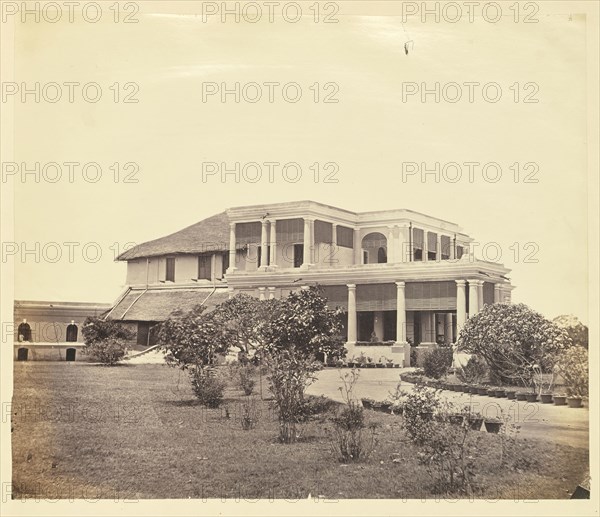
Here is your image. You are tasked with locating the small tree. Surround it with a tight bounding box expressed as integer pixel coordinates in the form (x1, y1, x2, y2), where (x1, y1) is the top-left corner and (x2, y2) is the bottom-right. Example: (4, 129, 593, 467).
(458, 303, 571, 389)
(81, 317, 134, 365)
(262, 287, 346, 443)
(553, 315, 588, 349)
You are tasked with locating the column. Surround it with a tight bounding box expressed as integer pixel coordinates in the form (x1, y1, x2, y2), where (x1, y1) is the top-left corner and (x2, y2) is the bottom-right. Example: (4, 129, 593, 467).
(477, 281, 484, 311)
(423, 231, 429, 262)
(387, 226, 395, 263)
(455, 280, 466, 330)
(398, 225, 409, 263)
(429, 313, 436, 342)
(269, 220, 277, 267)
(258, 287, 266, 301)
(445, 313, 454, 344)
(353, 228, 361, 264)
(228, 223, 237, 272)
(331, 223, 337, 266)
(436, 234, 442, 262)
(267, 287, 276, 299)
(260, 220, 268, 269)
(468, 279, 479, 317)
(395, 281, 406, 343)
(347, 284, 357, 343)
(303, 218, 313, 268)
(494, 283, 501, 303)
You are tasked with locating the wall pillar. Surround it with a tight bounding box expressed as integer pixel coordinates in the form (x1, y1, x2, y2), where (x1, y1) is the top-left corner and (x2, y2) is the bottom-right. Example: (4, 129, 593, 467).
(258, 287, 266, 301)
(395, 281, 406, 343)
(347, 284, 357, 344)
(423, 231, 429, 262)
(260, 220, 269, 269)
(477, 281, 484, 311)
(302, 218, 313, 268)
(445, 313, 454, 344)
(228, 223, 237, 272)
(468, 279, 479, 317)
(436, 234, 442, 262)
(353, 228, 361, 265)
(269, 220, 277, 267)
(331, 223, 337, 266)
(267, 287, 276, 299)
(455, 280, 467, 331)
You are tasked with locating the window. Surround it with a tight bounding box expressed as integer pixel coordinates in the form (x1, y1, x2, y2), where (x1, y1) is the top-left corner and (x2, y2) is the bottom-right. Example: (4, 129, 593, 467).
(427, 232, 437, 261)
(412, 228, 424, 261)
(441, 235, 451, 260)
(293, 244, 304, 268)
(166, 257, 175, 282)
(314, 220, 333, 244)
(377, 247, 387, 263)
(363, 250, 368, 264)
(198, 255, 212, 280)
(66, 323, 78, 342)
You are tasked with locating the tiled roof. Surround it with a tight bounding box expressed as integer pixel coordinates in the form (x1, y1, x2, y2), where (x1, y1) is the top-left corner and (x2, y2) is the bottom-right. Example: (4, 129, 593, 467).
(108, 287, 231, 322)
(117, 212, 232, 260)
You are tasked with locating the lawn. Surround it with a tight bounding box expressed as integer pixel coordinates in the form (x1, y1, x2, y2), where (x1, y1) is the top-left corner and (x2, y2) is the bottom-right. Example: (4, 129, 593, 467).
(12, 362, 589, 500)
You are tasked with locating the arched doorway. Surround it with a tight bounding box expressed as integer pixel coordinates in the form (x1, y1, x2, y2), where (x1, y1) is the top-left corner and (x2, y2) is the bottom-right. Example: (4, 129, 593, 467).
(66, 322, 78, 342)
(17, 322, 32, 342)
(66, 348, 77, 361)
(17, 348, 29, 361)
(361, 232, 387, 264)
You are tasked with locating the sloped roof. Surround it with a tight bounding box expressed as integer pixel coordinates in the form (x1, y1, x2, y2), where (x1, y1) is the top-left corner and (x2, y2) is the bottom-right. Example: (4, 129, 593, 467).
(117, 212, 231, 261)
(108, 288, 231, 322)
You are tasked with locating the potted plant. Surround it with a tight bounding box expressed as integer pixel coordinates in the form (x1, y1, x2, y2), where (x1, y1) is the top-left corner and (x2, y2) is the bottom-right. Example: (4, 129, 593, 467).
(467, 413, 484, 431)
(376, 357, 385, 368)
(394, 362, 401, 368)
(495, 387, 507, 398)
(553, 393, 567, 406)
(515, 391, 528, 401)
(540, 392, 553, 404)
(361, 397, 374, 409)
(484, 418, 503, 434)
(525, 391, 538, 403)
(356, 353, 367, 369)
(533, 363, 557, 404)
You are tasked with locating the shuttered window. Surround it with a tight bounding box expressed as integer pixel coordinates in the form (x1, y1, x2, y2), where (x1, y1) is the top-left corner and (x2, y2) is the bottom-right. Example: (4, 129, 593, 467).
(314, 220, 332, 244)
(413, 228, 424, 261)
(441, 235, 451, 259)
(336, 225, 353, 248)
(236, 222, 261, 246)
(356, 284, 396, 311)
(405, 281, 457, 310)
(277, 218, 303, 243)
(166, 257, 175, 282)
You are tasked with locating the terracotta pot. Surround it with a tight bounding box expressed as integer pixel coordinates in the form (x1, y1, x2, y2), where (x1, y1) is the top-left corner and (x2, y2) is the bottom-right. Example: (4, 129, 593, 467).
(526, 393, 538, 403)
(468, 417, 483, 431)
(486, 388, 497, 397)
(394, 364, 400, 368)
(506, 391, 516, 400)
(553, 395, 567, 406)
(477, 387, 488, 395)
(515, 392, 528, 401)
(448, 414, 464, 425)
(484, 420, 503, 433)
(540, 393, 553, 404)
(386, 364, 394, 368)
(567, 397, 583, 408)
(367, 363, 375, 368)
(495, 389, 506, 398)
(469, 386, 479, 394)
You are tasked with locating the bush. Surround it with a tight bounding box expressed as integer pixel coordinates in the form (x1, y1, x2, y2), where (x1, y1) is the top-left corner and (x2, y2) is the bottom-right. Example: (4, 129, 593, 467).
(456, 355, 488, 385)
(556, 346, 588, 398)
(82, 317, 135, 346)
(240, 396, 260, 430)
(83, 337, 128, 365)
(422, 347, 453, 379)
(238, 364, 257, 396)
(402, 384, 441, 445)
(298, 395, 338, 422)
(190, 368, 226, 408)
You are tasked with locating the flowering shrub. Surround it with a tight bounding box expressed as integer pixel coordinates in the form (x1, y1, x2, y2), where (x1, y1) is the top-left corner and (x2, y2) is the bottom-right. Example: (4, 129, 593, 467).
(456, 355, 488, 385)
(556, 346, 588, 398)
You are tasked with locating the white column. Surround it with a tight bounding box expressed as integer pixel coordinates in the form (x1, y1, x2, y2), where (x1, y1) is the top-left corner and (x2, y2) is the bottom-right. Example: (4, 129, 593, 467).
(477, 281, 484, 311)
(395, 281, 406, 343)
(398, 225, 408, 262)
(353, 228, 361, 264)
(429, 313, 436, 342)
(331, 223, 337, 266)
(387, 226, 395, 263)
(228, 223, 237, 272)
(258, 287, 266, 301)
(449, 236, 456, 260)
(303, 218, 313, 268)
(267, 287, 276, 299)
(260, 220, 268, 269)
(456, 280, 466, 330)
(347, 284, 357, 343)
(423, 231, 429, 262)
(445, 313, 454, 344)
(269, 220, 277, 267)
(468, 279, 479, 317)
(436, 234, 442, 262)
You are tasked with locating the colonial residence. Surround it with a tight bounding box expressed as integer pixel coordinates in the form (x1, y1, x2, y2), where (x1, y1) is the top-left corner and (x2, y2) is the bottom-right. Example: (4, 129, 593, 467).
(107, 200, 514, 365)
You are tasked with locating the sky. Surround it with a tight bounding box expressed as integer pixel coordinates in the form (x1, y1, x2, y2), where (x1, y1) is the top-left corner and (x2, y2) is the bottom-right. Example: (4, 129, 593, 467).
(4, 2, 591, 323)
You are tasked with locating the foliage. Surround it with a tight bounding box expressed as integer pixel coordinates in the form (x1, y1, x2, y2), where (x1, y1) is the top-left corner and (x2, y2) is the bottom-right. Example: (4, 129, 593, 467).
(555, 346, 588, 398)
(237, 364, 257, 396)
(553, 315, 588, 349)
(263, 287, 346, 443)
(328, 368, 378, 462)
(422, 347, 453, 379)
(82, 317, 135, 346)
(190, 368, 226, 408)
(240, 396, 260, 430)
(402, 384, 441, 445)
(82, 337, 128, 365)
(298, 395, 338, 422)
(457, 303, 572, 387)
(456, 355, 489, 385)
(157, 305, 228, 369)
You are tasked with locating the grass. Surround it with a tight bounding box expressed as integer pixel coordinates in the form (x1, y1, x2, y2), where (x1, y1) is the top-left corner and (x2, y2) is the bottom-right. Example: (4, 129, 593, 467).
(12, 362, 589, 499)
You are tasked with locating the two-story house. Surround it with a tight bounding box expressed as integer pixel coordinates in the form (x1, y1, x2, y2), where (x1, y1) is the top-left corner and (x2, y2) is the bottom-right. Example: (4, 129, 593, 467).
(109, 201, 513, 363)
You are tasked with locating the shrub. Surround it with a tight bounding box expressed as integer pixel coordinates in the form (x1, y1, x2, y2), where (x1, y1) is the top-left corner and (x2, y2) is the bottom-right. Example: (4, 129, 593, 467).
(190, 368, 226, 408)
(402, 384, 441, 445)
(556, 346, 588, 398)
(456, 355, 488, 385)
(83, 337, 128, 365)
(422, 347, 453, 379)
(240, 396, 260, 430)
(298, 395, 338, 422)
(82, 317, 135, 346)
(238, 364, 257, 396)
